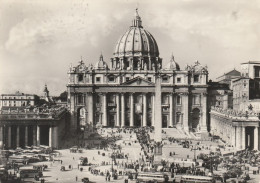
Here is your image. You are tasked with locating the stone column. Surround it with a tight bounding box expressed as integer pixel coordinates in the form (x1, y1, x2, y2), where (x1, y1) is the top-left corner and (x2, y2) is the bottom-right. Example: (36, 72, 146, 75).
(236, 126, 241, 149)
(0, 126, 4, 149)
(53, 126, 58, 148)
(88, 92, 94, 126)
(169, 93, 173, 127)
(182, 93, 189, 131)
(254, 127, 259, 150)
(49, 126, 52, 147)
(25, 126, 28, 147)
(103, 93, 107, 127)
(8, 126, 11, 148)
(32, 126, 36, 146)
(0, 126, 3, 149)
(16, 126, 20, 148)
(152, 93, 155, 126)
(130, 93, 134, 127)
(37, 125, 40, 146)
(201, 93, 208, 133)
(121, 93, 125, 127)
(242, 127, 246, 149)
(231, 126, 236, 147)
(143, 93, 147, 127)
(116, 94, 120, 127)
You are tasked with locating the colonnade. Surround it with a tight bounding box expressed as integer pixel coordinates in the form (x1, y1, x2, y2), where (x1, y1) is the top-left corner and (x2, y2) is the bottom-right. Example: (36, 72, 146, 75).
(210, 114, 259, 150)
(0, 125, 58, 149)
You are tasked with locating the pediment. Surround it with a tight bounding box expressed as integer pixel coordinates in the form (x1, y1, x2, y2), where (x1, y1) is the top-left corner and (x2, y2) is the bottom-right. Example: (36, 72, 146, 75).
(121, 76, 154, 86)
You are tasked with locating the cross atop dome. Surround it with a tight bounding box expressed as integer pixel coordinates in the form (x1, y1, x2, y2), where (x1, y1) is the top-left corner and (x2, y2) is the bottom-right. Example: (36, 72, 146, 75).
(100, 52, 104, 61)
(132, 8, 142, 28)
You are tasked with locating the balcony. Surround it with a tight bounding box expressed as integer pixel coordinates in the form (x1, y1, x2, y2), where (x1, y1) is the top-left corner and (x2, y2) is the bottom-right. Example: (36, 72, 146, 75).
(108, 103, 117, 107)
(161, 104, 170, 107)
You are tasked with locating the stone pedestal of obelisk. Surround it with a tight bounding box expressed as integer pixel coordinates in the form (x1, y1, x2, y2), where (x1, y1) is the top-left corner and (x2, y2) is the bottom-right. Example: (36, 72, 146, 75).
(153, 74, 163, 164)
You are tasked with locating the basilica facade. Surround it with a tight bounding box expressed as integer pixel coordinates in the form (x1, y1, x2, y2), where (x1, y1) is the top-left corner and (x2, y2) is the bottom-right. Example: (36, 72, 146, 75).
(67, 10, 209, 134)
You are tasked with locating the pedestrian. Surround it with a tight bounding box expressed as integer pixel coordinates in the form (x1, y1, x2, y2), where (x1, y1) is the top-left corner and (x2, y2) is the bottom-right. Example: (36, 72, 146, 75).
(76, 176, 78, 182)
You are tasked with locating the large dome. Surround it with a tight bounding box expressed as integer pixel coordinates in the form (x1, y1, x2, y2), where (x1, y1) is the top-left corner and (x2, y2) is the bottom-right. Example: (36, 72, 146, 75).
(113, 9, 159, 58)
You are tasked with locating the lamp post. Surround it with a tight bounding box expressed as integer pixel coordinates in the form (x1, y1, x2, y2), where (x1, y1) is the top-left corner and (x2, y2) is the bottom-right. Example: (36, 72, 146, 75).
(192, 145, 198, 166)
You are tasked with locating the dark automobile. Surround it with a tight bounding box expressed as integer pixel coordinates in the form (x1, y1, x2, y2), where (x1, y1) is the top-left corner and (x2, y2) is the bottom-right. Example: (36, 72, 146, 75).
(82, 177, 89, 183)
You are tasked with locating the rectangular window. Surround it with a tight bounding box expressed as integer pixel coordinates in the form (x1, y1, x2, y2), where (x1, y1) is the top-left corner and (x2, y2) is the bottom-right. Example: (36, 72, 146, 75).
(148, 77, 152, 82)
(78, 95, 83, 104)
(108, 76, 115, 82)
(78, 74, 84, 82)
(194, 75, 199, 83)
(96, 95, 100, 104)
(126, 77, 130, 82)
(193, 95, 201, 105)
(176, 113, 181, 123)
(177, 95, 181, 105)
(254, 66, 260, 78)
(162, 76, 169, 83)
(96, 77, 101, 82)
(162, 95, 168, 104)
(177, 77, 181, 83)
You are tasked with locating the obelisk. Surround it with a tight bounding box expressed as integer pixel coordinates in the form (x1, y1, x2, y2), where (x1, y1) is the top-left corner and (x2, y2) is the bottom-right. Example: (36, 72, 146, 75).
(154, 75, 162, 142)
(153, 74, 163, 165)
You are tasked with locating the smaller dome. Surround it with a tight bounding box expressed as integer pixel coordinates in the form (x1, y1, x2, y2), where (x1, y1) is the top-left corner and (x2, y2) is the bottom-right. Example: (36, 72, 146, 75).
(165, 55, 180, 70)
(95, 54, 108, 70)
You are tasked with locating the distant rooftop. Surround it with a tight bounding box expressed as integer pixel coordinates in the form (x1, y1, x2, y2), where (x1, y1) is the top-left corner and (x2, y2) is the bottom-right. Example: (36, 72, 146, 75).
(216, 69, 241, 80)
(1, 91, 36, 96)
(241, 61, 260, 64)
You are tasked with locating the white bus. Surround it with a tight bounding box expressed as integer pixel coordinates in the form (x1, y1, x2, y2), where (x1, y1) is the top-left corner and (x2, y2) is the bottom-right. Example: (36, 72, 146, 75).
(180, 175, 215, 183)
(17, 169, 43, 178)
(137, 172, 169, 183)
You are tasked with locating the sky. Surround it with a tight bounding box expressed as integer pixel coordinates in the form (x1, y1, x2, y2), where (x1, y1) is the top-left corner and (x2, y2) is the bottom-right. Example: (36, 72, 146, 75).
(0, 0, 260, 96)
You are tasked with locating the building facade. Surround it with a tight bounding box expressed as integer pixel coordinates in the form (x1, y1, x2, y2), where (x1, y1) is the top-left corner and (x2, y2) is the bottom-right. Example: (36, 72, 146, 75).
(0, 91, 39, 109)
(210, 61, 260, 150)
(216, 69, 240, 86)
(0, 106, 67, 149)
(67, 10, 209, 134)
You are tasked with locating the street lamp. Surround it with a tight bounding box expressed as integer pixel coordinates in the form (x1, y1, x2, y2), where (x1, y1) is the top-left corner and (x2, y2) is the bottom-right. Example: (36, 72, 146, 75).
(192, 145, 198, 166)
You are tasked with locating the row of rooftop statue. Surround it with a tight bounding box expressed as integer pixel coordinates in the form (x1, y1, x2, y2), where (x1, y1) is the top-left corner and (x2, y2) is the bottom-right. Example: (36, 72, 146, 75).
(211, 106, 260, 119)
(69, 56, 208, 74)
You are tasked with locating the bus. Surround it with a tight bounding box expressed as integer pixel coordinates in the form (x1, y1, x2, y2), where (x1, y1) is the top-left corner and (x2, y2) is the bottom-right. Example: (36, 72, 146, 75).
(0, 168, 8, 181)
(180, 175, 215, 183)
(79, 157, 88, 166)
(136, 172, 169, 183)
(9, 156, 28, 165)
(17, 169, 43, 178)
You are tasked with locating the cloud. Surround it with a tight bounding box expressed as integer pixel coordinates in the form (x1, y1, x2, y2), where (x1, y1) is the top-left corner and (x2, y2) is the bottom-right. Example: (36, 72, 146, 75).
(1, 0, 260, 95)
